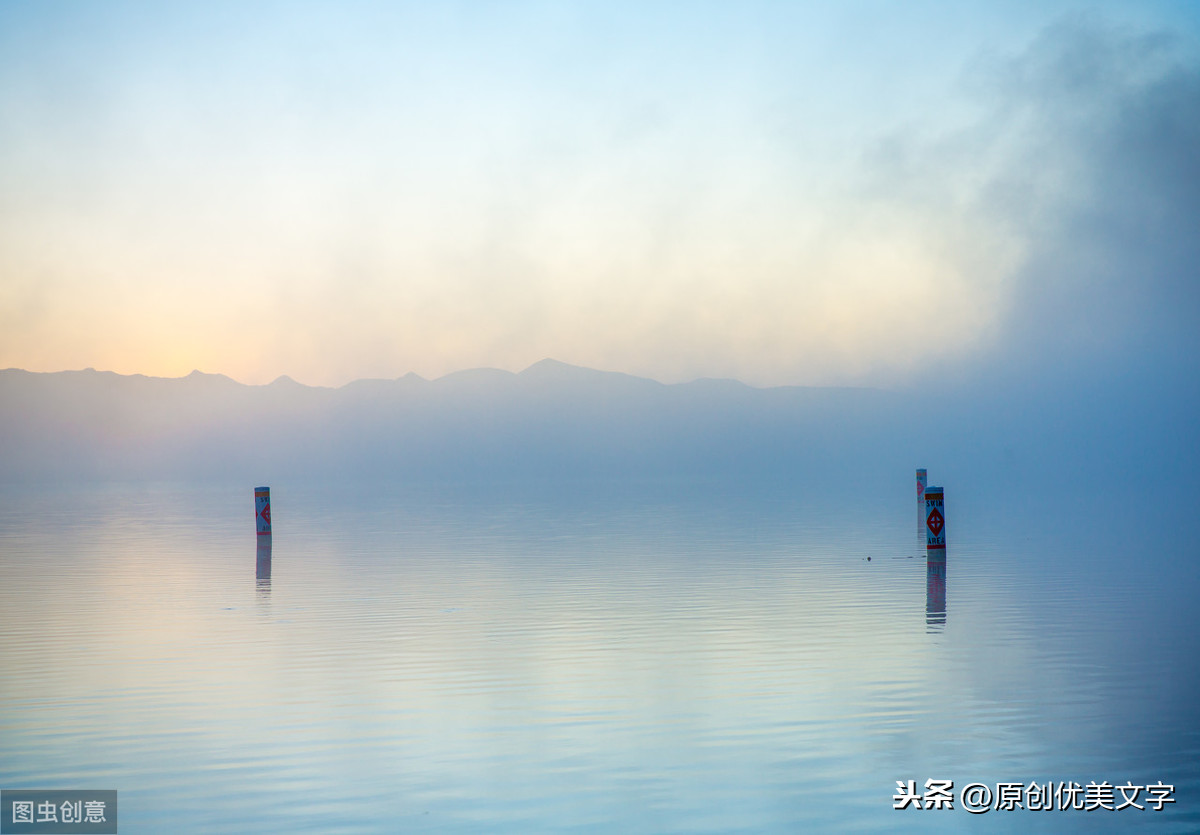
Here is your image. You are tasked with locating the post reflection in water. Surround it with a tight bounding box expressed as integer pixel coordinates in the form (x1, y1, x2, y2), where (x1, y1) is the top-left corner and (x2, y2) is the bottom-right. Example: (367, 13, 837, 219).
(926, 555, 946, 628)
(255, 537, 271, 598)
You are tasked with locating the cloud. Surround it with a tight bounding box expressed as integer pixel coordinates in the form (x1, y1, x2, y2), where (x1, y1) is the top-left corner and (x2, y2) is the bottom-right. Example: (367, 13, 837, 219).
(871, 15, 1200, 391)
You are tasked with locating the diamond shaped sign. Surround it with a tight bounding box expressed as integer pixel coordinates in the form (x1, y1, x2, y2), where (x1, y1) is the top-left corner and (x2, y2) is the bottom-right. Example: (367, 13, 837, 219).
(927, 507, 943, 537)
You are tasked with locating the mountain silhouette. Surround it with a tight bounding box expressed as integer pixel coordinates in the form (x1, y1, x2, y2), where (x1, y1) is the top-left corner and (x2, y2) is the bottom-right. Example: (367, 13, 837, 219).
(0, 360, 1189, 501)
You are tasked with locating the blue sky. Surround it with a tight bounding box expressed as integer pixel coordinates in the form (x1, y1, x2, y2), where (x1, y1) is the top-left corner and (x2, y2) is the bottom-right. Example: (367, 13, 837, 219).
(1, 1, 1197, 387)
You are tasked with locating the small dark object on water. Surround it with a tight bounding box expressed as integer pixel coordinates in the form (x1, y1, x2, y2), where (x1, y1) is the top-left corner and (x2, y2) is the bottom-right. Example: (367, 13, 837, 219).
(867, 556, 871, 561)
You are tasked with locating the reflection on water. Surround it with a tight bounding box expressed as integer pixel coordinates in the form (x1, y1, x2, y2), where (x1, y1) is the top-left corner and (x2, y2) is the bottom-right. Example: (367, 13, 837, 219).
(1, 481, 1198, 833)
(255, 537, 271, 599)
(926, 555, 946, 629)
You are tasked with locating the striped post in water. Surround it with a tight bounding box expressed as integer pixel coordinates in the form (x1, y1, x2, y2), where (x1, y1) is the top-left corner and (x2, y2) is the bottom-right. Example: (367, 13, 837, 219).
(255, 486, 272, 537)
(925, 483, 946, 625)
(916, 468, 927, 533)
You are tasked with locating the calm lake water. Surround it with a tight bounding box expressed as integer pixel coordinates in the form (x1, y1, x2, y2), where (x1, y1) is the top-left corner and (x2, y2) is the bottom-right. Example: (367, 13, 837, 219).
(1, 478, 1197, 832)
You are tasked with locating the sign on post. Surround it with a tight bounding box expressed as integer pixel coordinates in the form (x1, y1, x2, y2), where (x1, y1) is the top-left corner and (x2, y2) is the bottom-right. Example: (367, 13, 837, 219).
(255, 486, 272, 536)
(925, 486, 945, 556)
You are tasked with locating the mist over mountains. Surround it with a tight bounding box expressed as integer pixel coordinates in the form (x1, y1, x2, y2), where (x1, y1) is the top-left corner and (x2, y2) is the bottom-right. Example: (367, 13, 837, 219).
(0, 359, 1194, 506)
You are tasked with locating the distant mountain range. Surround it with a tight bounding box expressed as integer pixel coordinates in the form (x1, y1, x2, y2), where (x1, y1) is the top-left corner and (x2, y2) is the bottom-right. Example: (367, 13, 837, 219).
(0, 359, 1190, 493)
(0, 360, 912, 483)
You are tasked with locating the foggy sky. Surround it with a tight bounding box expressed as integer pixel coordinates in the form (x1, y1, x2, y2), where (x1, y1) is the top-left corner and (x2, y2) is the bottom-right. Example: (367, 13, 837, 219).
(1, 1, 1197, 391)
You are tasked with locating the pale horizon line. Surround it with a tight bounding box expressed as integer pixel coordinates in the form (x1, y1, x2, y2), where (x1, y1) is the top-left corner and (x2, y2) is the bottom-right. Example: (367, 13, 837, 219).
(0, 358, 893, 393)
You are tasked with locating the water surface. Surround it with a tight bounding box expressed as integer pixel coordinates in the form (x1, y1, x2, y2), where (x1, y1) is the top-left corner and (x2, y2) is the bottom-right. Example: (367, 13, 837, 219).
(1, 479, 1197, 832)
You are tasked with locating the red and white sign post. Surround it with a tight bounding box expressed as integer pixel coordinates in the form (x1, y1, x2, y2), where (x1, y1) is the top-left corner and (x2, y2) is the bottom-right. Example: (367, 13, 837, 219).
(255, 486, 272, 537)
(916, 468, 927, 534)
(925, 486, 945, 558)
